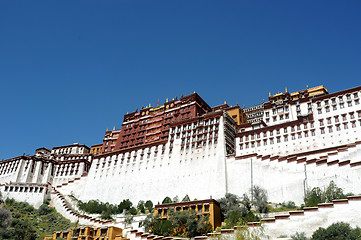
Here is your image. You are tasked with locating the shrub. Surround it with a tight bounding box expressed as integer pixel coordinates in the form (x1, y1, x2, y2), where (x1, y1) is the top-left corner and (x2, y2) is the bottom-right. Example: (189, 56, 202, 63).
(291, 232, 308, 240)
(38, 203, 53, 215)
(162, 197, 172, 204)
(253, 186, 268, 213)
(304, 181, 347, 207)
(311, 222, 361, 240)
(145, 200, 153, 212)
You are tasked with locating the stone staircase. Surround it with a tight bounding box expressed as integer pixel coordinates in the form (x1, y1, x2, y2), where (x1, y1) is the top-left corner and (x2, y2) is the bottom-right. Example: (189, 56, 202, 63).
(48, 182, 112, 226)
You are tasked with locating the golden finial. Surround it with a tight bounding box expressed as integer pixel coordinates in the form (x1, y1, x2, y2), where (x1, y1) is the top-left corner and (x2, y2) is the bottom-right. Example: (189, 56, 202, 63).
(166, 98, 168, 102)
(106, 128, 108, 131)
(172, 98, 174, 101)
(307, 85, 309, 89)
(149, 103, 151, 107)
(224, 101, 227, 104)
(285, 87, 288, 92)
(269, 92, 271, 97)
(113, 126, 115, 130)
(194, 91, 195, 93)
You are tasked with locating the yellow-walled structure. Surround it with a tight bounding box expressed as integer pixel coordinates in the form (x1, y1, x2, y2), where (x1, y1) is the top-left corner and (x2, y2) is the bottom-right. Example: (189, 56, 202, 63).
(226, 106, 247, 126)
(44, 226, 123, 240)
(154, 199, 221, 230)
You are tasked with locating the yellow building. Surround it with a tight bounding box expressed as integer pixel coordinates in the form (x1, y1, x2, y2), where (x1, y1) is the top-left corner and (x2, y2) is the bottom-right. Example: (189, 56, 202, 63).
(90, 144, 103, 156)
(154, 199, 221, 230)
(226, 106, 247, 126)
(44, 226, 123, 240)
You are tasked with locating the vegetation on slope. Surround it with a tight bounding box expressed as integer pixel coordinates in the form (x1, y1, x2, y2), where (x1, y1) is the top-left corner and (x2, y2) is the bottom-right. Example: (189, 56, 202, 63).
(0, 197, 74, 240)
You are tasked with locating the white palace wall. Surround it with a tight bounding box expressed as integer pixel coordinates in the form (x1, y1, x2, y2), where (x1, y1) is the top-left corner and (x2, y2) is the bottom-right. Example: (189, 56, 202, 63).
(60, 116, 228, 204)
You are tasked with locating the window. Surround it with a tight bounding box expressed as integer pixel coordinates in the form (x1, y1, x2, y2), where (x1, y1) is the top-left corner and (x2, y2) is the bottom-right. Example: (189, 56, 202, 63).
(296, 105, 301, 110)
(335, 116, 339, 123)
(340, 103, 344, 109)
(339, 96, 343, 101)
(348, 102, 352, 107)
(336, 125, 341, 131)
(324, 100, 329, 105)
(319, 120, 324, 126)
(277, 137, 281, 143)
(284, 136, 288, 142)
(265, 112, 269, 117)
(326, 107, 330, 112)
(354, 92, 358, 98)
(318, 109, 322, 114)
(284, 128, 288, 133)
(343, 115, 347, 121)
(285, 106, 289, 112)
(347, 94, 351, 100)
(272, 109, 276, 115)
(308, 103, 312, 108)
(328, 126, 333, 133)
(333, 105, 337, 111)
(263, 140, 267, 145)
(327, 119, 331, 124)
(350, 113, 355, 119)
(355, 99, 360, 105)
(285, 114, 289, 119)
(311, 130, 315, 136)
(321, 128, 325, 134)
(273, 117, 277, 122)
(317, 102, 321, 107)
(352, 122, 356, 128)
(344, 123, 348, 130)
(298, 133, 302, 139)
(280, 115, 284, 120)
(304, 131, 309, 137)
(291, 126, 295, 132)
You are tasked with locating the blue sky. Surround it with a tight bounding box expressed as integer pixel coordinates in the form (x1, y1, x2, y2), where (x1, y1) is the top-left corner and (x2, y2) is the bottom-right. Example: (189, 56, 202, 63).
(1, 1, 360, 159)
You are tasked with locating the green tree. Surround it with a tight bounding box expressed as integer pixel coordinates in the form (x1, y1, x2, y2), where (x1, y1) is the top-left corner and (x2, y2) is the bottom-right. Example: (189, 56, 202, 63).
(125, 216, 134, 227)
(145, 200, 153, 212)
(253, 186, 268, 213)
(311, 222, 361, 240)
(182, 194, 191, 202)
(291, 232, 309, 240)
(137, 200, 146, 214)
(162, 197, 172, 204)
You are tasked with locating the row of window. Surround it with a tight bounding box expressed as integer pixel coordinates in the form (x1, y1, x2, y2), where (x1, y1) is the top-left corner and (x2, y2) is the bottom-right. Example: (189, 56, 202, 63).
(240, 122, 315, 142)
(317, 99, 359, 114)
(316, 92, 359, 108)
(4, 185, 45, 193)
(240, 120, 361, 149)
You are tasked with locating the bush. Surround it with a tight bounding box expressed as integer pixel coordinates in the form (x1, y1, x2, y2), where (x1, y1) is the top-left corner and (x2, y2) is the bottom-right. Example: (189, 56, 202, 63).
(291, 232, 308, 240)
(253, 186, 268, 213)
(162, 197, 172, 204)
(304, 181, 347, 207)
(38, 203, 53, 215)
(311, 222, 361, 240)
(145, 200, 153, 212)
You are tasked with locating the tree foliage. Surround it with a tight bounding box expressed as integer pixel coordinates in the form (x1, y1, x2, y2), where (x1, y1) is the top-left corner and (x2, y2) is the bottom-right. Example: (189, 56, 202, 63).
(217, 193, 260, 228)
(304, 181, 347, 207)
(162, 197, 172, 204)
(145, 200, 153, 212)
(311, 222, 361, 240)
(182, 194, 191, 202)
(143, 209, 212, 237)
(252, 186, 268, 213)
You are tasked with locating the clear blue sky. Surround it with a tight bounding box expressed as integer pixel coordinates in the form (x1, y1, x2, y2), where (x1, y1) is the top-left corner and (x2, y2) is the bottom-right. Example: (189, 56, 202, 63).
(1, 1, 360, 159)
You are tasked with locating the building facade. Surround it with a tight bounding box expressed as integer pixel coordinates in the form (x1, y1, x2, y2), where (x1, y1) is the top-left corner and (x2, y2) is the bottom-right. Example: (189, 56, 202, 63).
(1, 85, 361, 212)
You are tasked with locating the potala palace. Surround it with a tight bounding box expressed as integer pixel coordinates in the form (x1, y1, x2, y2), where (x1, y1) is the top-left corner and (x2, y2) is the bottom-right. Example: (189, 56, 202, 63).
(1, 84, 361, 238)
